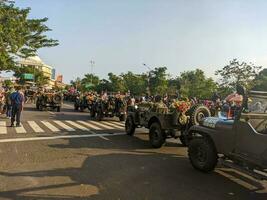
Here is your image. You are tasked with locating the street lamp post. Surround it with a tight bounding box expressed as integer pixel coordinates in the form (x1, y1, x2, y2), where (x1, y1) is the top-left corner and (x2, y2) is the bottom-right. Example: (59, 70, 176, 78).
(90, 60, 95, 84)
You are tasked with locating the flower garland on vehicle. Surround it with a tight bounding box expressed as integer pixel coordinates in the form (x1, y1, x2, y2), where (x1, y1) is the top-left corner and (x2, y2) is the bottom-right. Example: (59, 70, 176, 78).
(171, 99, 192, 125)
(173, 100, 192, 113)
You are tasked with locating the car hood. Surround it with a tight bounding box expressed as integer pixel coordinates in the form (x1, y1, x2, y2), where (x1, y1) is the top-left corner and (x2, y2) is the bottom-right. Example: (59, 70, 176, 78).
(200, 117, 234, 129)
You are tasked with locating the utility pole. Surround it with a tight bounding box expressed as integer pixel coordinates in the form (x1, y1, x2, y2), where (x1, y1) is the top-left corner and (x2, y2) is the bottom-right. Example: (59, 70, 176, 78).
(90, 60, 95, 84)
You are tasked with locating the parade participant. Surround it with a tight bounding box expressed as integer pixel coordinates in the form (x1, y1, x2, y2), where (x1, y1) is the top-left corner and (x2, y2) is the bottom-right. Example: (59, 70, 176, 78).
(10, 86, 25, 127)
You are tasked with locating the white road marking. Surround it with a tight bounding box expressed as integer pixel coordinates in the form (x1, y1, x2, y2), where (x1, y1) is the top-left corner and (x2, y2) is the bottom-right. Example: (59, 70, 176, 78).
(99, 135, 110, 141)
(41, 121, 60, 132)
(77, 121, 102, 130)
(54, 120, 75, 131)
(89, 120, 114, 129)
(101, 121, 123, 129)
(110, 121, 125, 126)
(0, 132, 125, 143)
(65, 121, 89, 131)
(15, 124, 26, 134)
(0, 121, 7, 134)
(63, 103, 73, 108)
(28, 121, 44, 133)
(48, 111, 55, 115)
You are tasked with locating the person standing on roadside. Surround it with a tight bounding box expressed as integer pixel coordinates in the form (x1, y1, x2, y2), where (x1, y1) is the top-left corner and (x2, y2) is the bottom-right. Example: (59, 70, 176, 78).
(5, 87, 14, 119)
(10, 86, 24, 127)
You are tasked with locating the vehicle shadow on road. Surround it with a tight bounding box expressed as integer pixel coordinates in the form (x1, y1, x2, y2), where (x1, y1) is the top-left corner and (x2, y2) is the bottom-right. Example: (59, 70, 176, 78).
(0, 152, 265, 200)
(0, 136, 266, 200)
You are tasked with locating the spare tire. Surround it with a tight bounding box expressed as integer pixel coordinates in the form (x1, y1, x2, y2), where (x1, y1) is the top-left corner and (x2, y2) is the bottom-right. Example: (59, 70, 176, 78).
(53, 94, 62, 104)
(188, 105, 211, 126)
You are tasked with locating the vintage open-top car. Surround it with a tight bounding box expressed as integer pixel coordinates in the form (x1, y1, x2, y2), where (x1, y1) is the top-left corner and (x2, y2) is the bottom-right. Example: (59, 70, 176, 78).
(125, 99, 211, 148)
(187, 86, 267, 179)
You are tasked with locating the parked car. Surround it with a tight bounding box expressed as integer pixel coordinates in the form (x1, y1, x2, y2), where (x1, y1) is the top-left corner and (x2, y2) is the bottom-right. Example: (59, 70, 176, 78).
(187, 86, 267, 180)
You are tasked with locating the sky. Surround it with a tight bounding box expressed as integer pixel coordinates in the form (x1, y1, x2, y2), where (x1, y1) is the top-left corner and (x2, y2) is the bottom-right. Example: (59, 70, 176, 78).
(15, 0, 267, 83)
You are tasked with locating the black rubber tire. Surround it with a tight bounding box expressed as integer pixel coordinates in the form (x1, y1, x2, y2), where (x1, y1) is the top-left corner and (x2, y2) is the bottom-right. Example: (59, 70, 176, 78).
(188, 105, 211, 126)
(188, 137, 218, 172)
(125, 116, 136, 136)
(119, 114, 126, 121)
(90, 109, 96, 118)
(74, 105, 79, 110)
(39, 104, 44, 111)
(80, 106, 84, 112)
(179, 135, 188, 147)
(149, 122, 166, 148)
(57, 106, 61, 112)
(36, 103, 40, 110)
(96, 112, 103, 121)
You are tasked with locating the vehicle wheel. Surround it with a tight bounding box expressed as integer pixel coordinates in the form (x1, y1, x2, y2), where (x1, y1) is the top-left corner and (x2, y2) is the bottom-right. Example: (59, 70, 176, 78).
(188, 105, 211, 126)
(125, 116, 136, 136)
(57, 106, 61, 112)
(149, 122, 166, 148)
(188, 137, 218, 172)
(179, 135, 188, 146)
(119, 114, 126, 121)
(80, 106, 84, 112)
(90, 110, 96, 118)
(39, 105, 44, 111)
(74, 105, 79, 110)
(96, 112, 103, 121)
(36, 103, 39, 110)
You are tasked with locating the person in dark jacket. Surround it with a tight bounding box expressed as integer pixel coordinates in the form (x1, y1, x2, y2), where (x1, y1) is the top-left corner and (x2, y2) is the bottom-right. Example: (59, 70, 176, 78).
(10, 86, 24, 127)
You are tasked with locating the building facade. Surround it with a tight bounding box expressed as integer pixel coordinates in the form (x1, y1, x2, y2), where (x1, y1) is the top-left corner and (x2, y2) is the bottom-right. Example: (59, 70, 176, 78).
(19, 56, 56, 87)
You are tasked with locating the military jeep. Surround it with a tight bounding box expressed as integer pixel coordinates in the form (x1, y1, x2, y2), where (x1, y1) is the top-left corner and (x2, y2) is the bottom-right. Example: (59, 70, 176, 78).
(125, 101, 211, 148)
(187, 87, 267, 180)
(92, 96, 126, 121)
(36, 92, 62, 112)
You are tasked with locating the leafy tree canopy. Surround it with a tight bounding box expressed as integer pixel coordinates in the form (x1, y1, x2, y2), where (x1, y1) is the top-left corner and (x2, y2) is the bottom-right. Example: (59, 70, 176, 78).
(179, 69, 217, 99)
(0, 1, 58, 71)
(215, 59, 262, 90)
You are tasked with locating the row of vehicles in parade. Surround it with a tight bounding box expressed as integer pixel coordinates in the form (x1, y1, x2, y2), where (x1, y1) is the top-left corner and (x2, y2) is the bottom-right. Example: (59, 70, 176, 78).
(69, 87, 267, 180)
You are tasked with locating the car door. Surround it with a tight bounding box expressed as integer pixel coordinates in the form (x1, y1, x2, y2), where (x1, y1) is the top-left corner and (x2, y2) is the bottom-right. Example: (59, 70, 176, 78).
(234, 109, 267, 167)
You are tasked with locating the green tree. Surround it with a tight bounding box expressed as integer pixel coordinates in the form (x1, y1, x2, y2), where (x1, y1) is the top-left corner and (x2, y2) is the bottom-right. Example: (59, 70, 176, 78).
(167, 78, 181, 95)
(70, 77, 82, 91)
(108, 73, 126, 92)
(252, 68, 267, 91)
(178, 69, 217, 99)
(81, 73, 100, 91)
(0, 1, 58, 71)
(149, 67, 168, 95)
(95, 79, 112, 93)
(215, 59, 262, 90)
(121, 71, 147, 95)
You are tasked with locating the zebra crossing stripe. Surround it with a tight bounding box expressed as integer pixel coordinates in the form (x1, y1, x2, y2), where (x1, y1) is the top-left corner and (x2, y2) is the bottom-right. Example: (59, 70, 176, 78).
(41, 121, 60, 132)
(77, 121, 102, 130)
(0, 121, 7, 134)
(28, 121, 44, 133)
(66, 121, 89, 131)
(101, 121, 123, 129)
(110, 121, 125, 126)
(89, 120, 114, 129)
(15, 124, 26, 134)
(54, 120, 75, 131)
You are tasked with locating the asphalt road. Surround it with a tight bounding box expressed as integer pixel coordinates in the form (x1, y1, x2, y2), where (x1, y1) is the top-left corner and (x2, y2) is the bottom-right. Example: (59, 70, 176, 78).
(0, 103, 266, 200)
